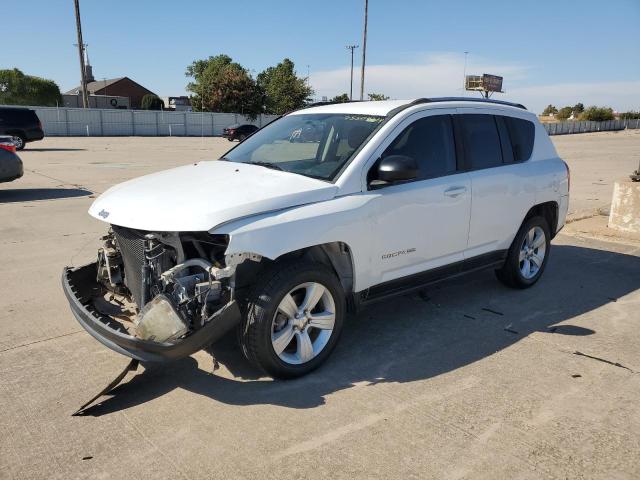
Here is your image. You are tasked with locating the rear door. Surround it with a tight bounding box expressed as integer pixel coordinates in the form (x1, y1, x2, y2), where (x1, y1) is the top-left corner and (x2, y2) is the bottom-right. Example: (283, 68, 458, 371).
(457, 109, 535, 258)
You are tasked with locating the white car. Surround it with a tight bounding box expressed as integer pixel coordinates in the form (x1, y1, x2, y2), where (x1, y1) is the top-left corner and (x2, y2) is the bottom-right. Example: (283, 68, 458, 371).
(63, 98, 570, 378)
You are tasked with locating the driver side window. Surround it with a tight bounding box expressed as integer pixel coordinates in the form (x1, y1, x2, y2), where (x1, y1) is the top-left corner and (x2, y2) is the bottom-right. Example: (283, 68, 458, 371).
(368, 115, 457, 184)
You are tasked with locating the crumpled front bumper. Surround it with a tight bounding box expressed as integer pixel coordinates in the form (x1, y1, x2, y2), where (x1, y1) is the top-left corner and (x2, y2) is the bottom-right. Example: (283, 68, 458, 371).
(61, 263, 241, 363)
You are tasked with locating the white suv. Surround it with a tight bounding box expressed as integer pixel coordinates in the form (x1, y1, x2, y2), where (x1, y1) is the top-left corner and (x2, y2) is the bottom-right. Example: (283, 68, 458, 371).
(63, 98, 570, 378)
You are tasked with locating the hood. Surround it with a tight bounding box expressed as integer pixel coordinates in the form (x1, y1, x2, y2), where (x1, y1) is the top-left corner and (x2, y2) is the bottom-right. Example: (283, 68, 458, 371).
(89, 161, 338, 231)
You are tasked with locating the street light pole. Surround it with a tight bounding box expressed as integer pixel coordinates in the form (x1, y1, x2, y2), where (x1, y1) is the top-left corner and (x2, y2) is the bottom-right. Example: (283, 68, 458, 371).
(359, 0, 368, 101)
(346, 45, 359, 101)
(73, 0, 89, 109)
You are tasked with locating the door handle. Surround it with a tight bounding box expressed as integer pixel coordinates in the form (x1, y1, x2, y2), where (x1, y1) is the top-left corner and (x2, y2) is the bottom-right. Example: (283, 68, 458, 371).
(444, 186, 467, 197)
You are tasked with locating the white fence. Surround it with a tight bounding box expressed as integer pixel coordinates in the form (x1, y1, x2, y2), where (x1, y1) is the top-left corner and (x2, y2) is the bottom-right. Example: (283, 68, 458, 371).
(544, 119, 640, 135)
(29, 106, 280, 137)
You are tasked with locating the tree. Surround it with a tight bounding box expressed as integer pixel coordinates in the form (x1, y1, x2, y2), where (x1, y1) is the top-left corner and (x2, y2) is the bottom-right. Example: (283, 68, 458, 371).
(573, 103, 584, 115)
(0, 68, 61, 106)
(620, 111, 640, 120)
(556, 106, 573, 121)
(367, 92, 389, 101)
(579, 106, 614, 122)
(257, 58, 313, 115)
(186, 54, 262, 118)
(330, 93, 350, 103)
(542, 104, 558, 116)
(141, 94, 164, 110)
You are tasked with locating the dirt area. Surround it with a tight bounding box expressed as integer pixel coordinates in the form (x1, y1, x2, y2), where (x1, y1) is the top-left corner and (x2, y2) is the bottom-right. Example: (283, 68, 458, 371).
(1, 134, 639, 479)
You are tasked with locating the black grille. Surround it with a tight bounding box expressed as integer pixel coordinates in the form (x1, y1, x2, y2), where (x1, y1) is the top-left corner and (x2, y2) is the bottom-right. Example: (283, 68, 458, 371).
(112, 225, 146, 307)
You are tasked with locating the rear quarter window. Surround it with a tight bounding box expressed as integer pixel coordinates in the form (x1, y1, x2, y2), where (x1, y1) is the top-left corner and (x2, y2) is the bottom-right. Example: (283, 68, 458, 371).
(504, 116, 535, 162)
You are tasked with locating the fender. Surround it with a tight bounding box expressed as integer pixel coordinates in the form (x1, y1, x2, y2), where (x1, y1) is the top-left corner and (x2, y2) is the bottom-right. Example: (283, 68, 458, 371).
(210, 193, 380, 292)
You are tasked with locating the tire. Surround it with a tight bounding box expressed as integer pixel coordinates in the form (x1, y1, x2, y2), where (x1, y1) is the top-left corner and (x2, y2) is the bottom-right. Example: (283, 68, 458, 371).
(496, 216, 551, 289)
(227, 137, 234, 142)
(12, 134, 26, 151)
(240, 260, 345, 379)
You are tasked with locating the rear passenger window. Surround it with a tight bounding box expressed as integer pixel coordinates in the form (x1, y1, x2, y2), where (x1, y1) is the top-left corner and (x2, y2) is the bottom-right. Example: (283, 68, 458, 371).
(459, 114, 503, 170)
(380, 115, 456, 180)
(504, 116, 535, 162)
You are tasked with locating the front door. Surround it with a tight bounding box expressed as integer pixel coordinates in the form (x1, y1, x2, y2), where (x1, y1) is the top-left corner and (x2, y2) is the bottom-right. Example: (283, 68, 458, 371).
(365, 111, 471, 286)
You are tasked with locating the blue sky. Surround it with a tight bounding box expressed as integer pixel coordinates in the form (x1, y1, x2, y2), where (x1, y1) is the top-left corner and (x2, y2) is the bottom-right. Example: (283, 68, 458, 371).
(4, 0, 639, 112)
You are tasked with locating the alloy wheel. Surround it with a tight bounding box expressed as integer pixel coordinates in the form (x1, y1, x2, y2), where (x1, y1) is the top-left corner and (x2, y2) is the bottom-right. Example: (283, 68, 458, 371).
(271, 282, 336, 365)
(519, 226, 546, 279)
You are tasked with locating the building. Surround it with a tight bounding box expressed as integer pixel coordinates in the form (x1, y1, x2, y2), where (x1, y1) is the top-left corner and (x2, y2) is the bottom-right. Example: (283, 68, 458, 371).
(161, 96, 192, 111)
(61, 93, 130, 109)
(65, 77, 158, 109)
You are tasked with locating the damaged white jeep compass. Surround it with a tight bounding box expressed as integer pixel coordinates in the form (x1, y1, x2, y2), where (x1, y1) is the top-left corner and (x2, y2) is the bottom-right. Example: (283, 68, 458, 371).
(63, 98, 569, 378)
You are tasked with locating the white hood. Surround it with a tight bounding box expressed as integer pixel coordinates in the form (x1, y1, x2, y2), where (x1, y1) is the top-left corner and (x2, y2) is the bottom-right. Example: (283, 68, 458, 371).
(89, 161, 338, 231)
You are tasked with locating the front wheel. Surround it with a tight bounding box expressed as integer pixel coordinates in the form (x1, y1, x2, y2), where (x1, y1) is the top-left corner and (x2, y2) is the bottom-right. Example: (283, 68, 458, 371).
(240, 261, 345, 379)
(496, 216, 551, 289)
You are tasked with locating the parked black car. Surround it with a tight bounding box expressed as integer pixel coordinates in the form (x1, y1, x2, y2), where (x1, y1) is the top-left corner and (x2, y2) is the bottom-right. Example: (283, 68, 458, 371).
(0, 107, 44, 150)
(0, 136, 24, 183)
(222, 124, 259, 141)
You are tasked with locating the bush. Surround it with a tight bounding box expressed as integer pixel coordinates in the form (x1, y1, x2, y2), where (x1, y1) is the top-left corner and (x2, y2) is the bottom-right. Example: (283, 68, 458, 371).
(141, 94, 164, 110)
(542, 104, 558, 116)
(0, 68, 62, 106)
(330, 93, 350, 103)
(579, 106, 614, 122)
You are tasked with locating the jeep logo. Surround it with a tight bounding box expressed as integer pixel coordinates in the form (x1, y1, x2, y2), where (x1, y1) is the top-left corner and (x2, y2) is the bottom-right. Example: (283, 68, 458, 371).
(98, 209, 110, 219)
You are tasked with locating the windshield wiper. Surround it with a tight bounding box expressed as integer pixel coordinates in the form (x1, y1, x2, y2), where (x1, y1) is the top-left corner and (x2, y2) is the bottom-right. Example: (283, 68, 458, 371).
(251, 161, 283, 171)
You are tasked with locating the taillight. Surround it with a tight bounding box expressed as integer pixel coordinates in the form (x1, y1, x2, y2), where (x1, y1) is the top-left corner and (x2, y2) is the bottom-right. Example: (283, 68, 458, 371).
(0, 143, 16, 153)
(563, 160, 570, 192)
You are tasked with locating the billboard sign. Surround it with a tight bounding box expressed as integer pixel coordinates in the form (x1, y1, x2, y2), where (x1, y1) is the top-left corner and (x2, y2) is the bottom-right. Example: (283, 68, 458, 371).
(482, 74, 503, 93)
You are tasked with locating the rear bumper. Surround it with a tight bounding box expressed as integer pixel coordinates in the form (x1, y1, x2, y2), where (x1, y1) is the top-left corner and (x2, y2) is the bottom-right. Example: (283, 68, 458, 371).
(27, 129, 45, 142)
(61, 263, 241, 363)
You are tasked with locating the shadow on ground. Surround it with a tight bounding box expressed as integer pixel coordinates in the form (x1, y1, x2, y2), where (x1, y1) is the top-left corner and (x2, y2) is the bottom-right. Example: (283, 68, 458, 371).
(25, 148, 86, 152)
(80, 243, 640, 416)
(0, 188, 92, 203)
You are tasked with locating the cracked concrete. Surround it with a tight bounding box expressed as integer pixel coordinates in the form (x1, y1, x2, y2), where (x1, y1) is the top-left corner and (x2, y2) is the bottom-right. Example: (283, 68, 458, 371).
(1, 135, 639, 479)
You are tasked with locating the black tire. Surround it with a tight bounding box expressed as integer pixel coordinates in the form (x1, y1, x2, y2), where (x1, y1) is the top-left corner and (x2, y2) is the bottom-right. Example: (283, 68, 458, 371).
(495, 215, 551, 289)
(227, 137, 234, 142)
(240, 260, 345, 379)
(12, 134, 26, 151)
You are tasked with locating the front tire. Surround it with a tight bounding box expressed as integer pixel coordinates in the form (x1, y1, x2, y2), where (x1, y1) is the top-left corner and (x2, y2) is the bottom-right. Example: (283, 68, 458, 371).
(496, 216, 551, 289)
(240, 261, 345, 379)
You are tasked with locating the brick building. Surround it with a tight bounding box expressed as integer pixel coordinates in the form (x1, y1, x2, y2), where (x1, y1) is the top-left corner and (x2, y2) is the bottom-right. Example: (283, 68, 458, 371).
(65, 77, 157, 109)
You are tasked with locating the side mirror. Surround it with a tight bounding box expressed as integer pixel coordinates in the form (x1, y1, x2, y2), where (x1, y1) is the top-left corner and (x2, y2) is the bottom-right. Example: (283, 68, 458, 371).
(377, 155, 418, 183)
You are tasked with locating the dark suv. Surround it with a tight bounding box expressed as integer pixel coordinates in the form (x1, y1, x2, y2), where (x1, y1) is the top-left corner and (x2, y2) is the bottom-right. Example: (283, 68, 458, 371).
(0, 107, 45, 150)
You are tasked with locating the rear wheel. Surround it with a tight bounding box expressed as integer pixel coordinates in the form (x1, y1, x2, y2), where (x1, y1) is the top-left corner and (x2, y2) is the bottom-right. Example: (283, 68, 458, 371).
(496, 216, 551, 289)
(240, 261, 345, 379)
(11, 134, 26, 150)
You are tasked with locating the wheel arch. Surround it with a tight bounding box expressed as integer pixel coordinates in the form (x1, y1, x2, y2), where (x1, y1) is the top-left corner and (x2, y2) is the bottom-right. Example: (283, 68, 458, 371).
(523, 201, 559, 238)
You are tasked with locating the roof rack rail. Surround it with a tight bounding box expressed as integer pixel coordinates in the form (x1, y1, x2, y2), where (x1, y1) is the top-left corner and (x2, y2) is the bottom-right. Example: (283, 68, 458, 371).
(303, 100, 362, 108)
(409, 97, 527, 110)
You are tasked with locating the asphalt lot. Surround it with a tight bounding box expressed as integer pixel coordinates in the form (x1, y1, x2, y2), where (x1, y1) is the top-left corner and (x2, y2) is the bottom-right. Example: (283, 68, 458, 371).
(1, 133, 639, 479)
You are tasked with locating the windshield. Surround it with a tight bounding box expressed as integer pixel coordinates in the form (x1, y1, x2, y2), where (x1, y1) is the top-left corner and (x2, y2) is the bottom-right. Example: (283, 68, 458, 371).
(222, 113, 384, 181)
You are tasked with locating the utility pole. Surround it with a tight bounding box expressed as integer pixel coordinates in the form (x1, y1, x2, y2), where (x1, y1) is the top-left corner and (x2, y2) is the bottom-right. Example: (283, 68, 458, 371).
(346, 45, 359, 100)
(359, 0, 368, 101)
(73, 0, 89, 108)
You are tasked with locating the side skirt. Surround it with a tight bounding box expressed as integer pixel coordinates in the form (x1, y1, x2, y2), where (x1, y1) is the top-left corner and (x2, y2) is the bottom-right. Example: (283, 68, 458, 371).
(353, 250, 507, 309)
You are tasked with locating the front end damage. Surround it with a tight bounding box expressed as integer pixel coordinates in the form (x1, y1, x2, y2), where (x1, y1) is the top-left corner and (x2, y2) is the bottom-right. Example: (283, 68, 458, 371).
(62, 226, 259, 363)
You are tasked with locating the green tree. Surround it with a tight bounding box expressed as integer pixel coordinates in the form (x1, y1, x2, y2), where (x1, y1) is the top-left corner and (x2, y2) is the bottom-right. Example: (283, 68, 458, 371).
(331, 93, 350, 103)
(0, 68, 62, 106)
(186, 54, 262, 118)
(367, 92, 389, 101)
(573, 103, 584, 115)
(556, 106, 573, 121)
(257, 58, 313, 115)
(619, 111, 640, 120)
(141, 94, 164, 110)
(542, 104, 558, 116)
(579, 106, 614, 122)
